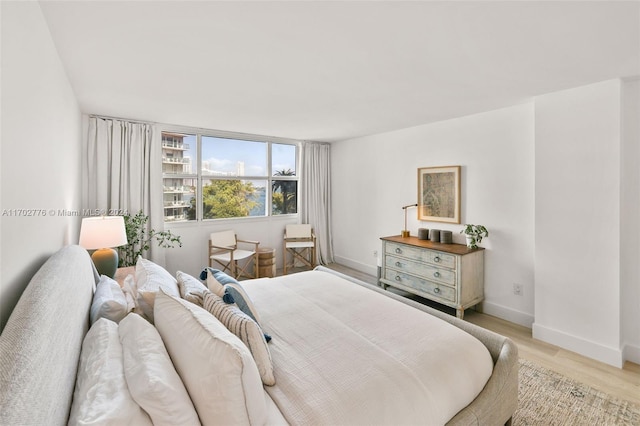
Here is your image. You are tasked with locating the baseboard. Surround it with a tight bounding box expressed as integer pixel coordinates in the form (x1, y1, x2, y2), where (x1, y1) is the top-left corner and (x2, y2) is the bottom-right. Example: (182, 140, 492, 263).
(332, 255, 378, 278)
(622, 342, 640, 365)
(532, 323, 624, 368)
(481, 301, 534, 329)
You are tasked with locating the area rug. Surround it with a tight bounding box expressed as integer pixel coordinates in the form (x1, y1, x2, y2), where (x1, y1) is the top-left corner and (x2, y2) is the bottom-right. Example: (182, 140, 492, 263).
(514, 359, 640, 425)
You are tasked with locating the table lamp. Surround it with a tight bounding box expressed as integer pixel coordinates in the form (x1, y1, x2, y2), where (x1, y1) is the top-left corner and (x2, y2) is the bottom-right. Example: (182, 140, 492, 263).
(401, 203, 418, 237)
(79, 216, 128, 278)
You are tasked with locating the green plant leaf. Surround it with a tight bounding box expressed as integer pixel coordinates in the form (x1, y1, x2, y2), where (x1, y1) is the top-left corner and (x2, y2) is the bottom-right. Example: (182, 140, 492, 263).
(117, 210, 182, 267)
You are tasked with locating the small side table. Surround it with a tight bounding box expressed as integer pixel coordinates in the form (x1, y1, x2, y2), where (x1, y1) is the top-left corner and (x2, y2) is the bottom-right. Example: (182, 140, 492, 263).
(257, 248, 276, 278)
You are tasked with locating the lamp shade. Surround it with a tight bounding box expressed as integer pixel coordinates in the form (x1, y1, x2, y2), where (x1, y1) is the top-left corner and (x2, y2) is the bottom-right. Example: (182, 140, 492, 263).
(79, 216, 128, 249)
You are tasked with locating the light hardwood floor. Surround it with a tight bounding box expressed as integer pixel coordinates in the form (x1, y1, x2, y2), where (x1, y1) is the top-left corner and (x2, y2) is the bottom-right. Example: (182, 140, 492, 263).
(316, 263, 640, 405)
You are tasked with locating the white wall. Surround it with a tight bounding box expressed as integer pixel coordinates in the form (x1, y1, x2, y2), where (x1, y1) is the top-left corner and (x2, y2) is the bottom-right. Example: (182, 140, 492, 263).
(621, 78, 640, 363)
(533, 79, 624, 367)
(165, 215, 298, 280)
(0, 2, 82, 331)
(332, 103, 536, 327)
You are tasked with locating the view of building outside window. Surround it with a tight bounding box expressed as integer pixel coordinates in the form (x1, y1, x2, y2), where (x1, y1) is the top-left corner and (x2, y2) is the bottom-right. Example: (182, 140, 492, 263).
(162, 132, 298, 222)
(162, 133, 196, 222)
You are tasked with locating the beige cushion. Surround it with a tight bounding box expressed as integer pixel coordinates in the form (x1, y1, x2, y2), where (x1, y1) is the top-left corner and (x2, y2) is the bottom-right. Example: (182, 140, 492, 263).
(90, 275, 129, 324)
(153, 290, 267, 425)
(176, 270, 208, 306)
(119, 313, 200, 426)
(135, 257, 179, 323)
(68, 318, 152, 425)
(206, 273, 225, 297)
(203, 291, 275, 386)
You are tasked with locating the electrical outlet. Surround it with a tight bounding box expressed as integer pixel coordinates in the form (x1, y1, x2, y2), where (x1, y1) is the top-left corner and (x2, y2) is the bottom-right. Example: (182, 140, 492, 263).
(513, 283, 523, 296)
(373, 250, 378, 258)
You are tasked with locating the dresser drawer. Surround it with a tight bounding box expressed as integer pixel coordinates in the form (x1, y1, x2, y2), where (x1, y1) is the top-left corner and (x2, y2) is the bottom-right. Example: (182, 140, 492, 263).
(385, 255, 456, 286)
(384, 269, 456, 303)
(385, 242, 456, 269)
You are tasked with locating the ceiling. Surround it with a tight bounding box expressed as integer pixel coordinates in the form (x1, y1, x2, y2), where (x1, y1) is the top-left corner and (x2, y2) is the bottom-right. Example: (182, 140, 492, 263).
(39, 1, 640, 142)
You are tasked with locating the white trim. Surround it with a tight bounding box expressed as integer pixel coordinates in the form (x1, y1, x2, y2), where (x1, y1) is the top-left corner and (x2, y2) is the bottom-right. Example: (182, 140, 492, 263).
(333, 255, 378, 278)
(481, 301, 534, 329)
(622, 342, 640, 365)
(532, 323, 623, 368)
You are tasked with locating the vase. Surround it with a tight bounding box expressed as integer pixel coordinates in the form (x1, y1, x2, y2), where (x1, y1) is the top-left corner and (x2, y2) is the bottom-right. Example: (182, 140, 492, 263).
(465, 235, 477, 249)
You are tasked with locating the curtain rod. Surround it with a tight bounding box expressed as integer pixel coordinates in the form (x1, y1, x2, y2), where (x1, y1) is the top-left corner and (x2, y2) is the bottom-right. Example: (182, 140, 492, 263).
(87, 114, 326, 144)
(88, 114, 155, 126)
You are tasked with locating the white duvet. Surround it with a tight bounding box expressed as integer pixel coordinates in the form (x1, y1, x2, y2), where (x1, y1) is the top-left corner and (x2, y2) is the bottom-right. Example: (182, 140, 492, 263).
(242, 270, 493, 426)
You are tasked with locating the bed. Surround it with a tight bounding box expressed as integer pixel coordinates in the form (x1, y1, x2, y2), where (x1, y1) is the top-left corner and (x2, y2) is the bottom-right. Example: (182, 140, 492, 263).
(0, 245, 518, 425)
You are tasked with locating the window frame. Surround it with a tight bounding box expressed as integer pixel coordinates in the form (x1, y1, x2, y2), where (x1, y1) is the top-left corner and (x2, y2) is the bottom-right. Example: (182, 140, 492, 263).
(161, 126, 300, 224)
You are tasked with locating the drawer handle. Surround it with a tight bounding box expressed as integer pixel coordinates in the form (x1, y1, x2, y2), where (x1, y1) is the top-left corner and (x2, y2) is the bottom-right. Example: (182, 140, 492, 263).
(395, 275, 401, 281)
(395, 261, 402, 267)
(434, 256, 441, 263)
(434, 287, 440, 294)
(433, 272, 440, 278)
(395, 248, 402, 254)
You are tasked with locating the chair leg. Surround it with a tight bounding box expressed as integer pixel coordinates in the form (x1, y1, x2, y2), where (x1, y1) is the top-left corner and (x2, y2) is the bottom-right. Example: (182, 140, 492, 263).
(311, 245, 316, 268)
(252, 255, 257, 279)
(283, 243, 288, 275)
(231, 261, 237, 279)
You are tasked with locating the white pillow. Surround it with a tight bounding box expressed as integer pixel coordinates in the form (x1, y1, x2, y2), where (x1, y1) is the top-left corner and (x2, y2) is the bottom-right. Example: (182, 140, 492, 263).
(90, 275, 129, 325)
(119, 313, 200, 426)
(121, 274, 138, 312)
(203, 291, 275, 386)
(176, 270, 208, 306)
(154, 290, 267, 425)
(69, 318, 152, 426)
(135, 257, 180, 323)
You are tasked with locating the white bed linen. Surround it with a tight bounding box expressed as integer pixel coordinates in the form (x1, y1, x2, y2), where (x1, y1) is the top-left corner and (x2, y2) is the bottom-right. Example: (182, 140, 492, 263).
(242, 271, 493, 426)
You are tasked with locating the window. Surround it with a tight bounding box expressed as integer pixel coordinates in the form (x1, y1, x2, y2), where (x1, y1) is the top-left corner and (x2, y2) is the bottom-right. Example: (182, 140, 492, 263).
(162, 131, 298, 222)
(272, 143, 297, 215)
(162, 133, 196, 222)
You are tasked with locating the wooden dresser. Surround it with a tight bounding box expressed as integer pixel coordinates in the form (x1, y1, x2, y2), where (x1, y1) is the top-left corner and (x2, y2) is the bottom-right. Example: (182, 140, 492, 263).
(379, 235, 484, 319)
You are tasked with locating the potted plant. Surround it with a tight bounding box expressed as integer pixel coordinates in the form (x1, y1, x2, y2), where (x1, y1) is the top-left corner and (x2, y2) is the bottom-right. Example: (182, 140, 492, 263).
(118, 211, 182, 267)
(460, 224, 489, 249)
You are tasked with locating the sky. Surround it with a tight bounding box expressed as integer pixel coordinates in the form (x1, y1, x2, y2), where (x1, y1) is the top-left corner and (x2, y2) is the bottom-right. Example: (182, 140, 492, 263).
(179, 134, 296, 176)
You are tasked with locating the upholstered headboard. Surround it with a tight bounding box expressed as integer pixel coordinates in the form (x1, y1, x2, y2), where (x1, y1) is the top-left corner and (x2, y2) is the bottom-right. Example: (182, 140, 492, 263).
(0, 245, 98, 425)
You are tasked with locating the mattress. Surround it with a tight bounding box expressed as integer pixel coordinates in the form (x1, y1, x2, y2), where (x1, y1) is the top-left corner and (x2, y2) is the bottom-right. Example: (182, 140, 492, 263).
(242, 270, 493, 425)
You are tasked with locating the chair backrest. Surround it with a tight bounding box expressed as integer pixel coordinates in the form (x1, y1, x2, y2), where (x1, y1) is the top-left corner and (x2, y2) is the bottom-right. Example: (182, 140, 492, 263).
(210, 230, 237, 248)
(285, 224, 312, 238)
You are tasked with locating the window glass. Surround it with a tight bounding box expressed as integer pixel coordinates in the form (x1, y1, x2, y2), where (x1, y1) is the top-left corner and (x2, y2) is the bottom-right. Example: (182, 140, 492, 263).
(272, 180, 298, 215)
(272, 143, 296, 176)
(202, 136, 267, 177)
(162, 133, 196, 222)
(163, 177, 196, 222)
(162, 133, 196, 174)
(163, 131, 298, 222)
(201, 179, 267, 219)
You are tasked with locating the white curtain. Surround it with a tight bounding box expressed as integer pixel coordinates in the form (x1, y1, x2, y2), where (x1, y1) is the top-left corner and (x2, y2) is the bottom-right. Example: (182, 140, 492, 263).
(300, 142, 334, 264)
(82, 116, 164, 264)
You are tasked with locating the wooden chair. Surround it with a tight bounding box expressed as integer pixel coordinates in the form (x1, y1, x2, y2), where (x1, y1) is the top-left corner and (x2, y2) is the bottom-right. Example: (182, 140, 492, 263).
(283, 224, 316, 274)
(209, 230, 259, 279)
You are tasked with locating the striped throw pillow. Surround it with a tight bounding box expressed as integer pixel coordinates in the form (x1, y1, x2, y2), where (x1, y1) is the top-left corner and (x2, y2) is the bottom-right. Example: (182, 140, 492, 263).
(203, 291, 275, 386)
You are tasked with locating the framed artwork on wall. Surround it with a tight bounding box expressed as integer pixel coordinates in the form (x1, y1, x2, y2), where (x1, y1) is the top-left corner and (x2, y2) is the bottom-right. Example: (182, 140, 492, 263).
(417, 165, 461, 223)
